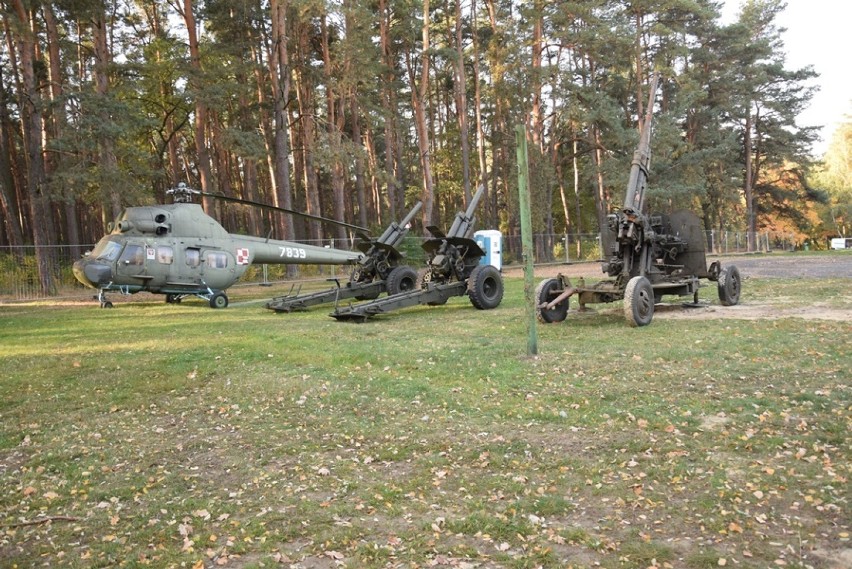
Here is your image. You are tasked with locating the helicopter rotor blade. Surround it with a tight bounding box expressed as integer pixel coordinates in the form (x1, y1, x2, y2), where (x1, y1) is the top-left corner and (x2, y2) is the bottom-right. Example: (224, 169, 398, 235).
(202, 192, 370, 234)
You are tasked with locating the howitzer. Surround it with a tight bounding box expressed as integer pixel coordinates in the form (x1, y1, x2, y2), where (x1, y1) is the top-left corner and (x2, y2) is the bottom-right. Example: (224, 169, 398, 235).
(536, 74, 742, 326)
(265, 202, 423, 312)
(332, 184, 504, 321)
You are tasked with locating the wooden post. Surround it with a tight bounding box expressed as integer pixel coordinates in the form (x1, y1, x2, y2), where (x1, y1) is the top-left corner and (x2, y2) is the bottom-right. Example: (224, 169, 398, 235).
(516, 125, 538, 355)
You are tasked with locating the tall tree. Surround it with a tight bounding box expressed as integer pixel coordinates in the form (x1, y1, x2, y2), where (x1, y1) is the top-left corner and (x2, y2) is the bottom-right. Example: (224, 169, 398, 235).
(730, 0, 817, 250)
(268, 0, 295, 241)
(407, 0, 436, 228)
(8, 0, 56, 293)
(178, 0, 215, 213)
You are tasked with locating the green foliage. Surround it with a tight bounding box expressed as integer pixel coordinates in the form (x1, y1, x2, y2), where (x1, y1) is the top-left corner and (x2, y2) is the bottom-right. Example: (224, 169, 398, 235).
(811, 118, 852, 237)
(0, 0, 827, 271)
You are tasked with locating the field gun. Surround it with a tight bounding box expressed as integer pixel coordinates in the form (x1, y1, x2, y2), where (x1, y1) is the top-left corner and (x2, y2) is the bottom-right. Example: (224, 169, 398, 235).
(331, 184, 504, 321)
(536, 75, 742, 326)
(265, 202, 422, 312)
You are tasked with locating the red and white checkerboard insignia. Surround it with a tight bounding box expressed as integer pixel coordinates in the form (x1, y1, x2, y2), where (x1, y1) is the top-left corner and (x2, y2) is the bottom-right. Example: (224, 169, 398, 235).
(236, 248, 251, 265)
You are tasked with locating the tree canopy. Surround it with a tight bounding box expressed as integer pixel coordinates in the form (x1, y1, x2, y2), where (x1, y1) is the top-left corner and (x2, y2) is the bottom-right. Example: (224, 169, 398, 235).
(0, 0, 835, 291)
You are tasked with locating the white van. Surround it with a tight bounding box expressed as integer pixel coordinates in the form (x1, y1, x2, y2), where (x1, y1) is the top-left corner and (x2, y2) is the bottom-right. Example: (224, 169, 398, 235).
(830, 237, 851, 250)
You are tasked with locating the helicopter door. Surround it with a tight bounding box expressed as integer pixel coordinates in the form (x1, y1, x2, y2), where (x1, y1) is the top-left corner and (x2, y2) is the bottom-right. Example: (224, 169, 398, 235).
(182, 247, 204, 283)
(201, 249, 234, 290)
(116, 243, 148, 279)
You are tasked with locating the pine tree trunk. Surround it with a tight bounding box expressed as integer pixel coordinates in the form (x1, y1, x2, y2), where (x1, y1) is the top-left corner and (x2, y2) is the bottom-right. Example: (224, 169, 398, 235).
(92, 10, 122, 219)
(320, 15, 349, 245)
(269, 0, 295, 243)
(350, 97, 369, 229)
(0, 63, 24, 247)
(453, 0, 471, 203)
(10, 0, 55, 294)
(744, 112, 757, 252)
(409, 0, 435, 229)
(182, 0, 215, 213)
(471, 0, 489, 222)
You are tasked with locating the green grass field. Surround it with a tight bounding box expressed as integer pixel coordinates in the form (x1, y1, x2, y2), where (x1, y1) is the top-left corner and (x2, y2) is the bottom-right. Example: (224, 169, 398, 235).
(1, 275, 849, 568)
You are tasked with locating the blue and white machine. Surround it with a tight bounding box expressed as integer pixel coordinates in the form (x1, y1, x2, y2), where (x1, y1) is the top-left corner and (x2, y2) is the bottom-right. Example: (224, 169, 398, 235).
(475, 230, 502, 271)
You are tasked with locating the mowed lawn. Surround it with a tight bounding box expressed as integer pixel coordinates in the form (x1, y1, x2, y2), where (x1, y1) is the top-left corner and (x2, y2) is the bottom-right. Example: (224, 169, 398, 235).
(0, 275, 849, 568)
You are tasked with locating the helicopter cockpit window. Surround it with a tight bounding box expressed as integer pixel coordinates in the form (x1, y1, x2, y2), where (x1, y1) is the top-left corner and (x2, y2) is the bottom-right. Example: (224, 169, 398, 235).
(185, 248, 201, 267)
(92, 239, 122, 262)
(119, 244, 145, 266)
(156, 246, 174, 264)
(206, 251, 228, 269)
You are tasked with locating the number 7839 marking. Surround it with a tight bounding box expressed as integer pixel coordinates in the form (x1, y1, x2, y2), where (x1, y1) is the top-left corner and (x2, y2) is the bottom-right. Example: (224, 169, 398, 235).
(279, 246, 307, 259)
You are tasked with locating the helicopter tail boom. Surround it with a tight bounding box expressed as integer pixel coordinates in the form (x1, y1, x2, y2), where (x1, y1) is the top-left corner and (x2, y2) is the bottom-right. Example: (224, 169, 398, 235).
(235, 236, 363, 265)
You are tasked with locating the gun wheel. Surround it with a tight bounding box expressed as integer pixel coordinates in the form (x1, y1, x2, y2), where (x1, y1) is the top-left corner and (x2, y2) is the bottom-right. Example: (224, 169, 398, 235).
(468, 265, 504, 310)
(624, 276, 654, 327)
(535, 278, 568, 323)
(386, 265, 418, 296)
(717, 265, 741, 306)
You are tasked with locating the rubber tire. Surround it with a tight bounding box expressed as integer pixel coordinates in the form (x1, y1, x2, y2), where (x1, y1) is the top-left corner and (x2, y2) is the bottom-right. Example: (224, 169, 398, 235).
(468, 265, 504, 310)
(535, 278, 569, 323)
(717, 265, 741, 306)
(385, 265, 418, 296)
(624, 276, 654, 327)
(100, 301, 113, 309)
(209, 292, 229, 309)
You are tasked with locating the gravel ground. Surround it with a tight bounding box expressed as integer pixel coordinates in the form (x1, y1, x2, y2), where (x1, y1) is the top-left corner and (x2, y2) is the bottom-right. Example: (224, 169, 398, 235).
(505, 252, 852, 279)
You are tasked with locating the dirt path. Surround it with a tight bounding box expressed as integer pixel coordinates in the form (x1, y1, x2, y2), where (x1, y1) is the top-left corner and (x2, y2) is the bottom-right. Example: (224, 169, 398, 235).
(504, 253, 852, 279)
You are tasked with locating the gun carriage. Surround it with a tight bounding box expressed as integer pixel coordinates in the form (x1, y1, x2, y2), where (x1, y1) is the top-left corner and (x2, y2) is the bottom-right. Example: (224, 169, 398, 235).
(332, 185, 504, 321)
(536, 75, 742, 327)
(265, 203, 422, 312)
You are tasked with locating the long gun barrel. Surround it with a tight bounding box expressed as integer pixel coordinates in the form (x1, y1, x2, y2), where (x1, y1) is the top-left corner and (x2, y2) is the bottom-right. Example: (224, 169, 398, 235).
(447, 184, 485, 238)
(376, 202, 422, 248)
(622, 73, 659, 216)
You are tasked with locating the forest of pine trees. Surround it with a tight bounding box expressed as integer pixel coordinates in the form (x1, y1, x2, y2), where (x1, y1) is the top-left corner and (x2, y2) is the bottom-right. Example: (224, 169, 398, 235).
(0, 0, 835, 292)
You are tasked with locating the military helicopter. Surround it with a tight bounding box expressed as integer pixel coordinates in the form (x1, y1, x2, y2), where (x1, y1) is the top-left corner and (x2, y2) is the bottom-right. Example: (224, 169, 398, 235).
(72, 184, 365, 308)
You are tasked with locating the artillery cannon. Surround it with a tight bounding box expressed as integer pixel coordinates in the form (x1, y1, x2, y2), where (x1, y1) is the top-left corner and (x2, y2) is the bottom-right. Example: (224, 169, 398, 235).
(536, 75, 741, 327)
(331, 184, 504, 321)
(265, 203, 422, 312)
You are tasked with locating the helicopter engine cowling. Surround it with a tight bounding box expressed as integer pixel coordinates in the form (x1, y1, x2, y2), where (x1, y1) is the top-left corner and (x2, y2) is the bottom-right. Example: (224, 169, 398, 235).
(117, 218, 169, 235)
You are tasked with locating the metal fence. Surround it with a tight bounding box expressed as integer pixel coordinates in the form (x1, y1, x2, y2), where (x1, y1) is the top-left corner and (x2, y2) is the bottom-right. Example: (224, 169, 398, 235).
(500, 230, 799, 267)
(0, 230, 800, 301)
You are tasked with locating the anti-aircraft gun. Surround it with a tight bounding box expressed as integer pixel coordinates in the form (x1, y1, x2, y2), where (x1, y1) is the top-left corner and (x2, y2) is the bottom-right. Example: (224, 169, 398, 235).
(536, 75, 742, 327)
(264, 202, 422, 312)
(331, 184, 504, 321)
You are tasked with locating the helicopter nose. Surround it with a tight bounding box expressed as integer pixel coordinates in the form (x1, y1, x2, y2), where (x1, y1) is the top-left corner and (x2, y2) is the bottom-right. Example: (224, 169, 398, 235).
(73, 259, 112, 288)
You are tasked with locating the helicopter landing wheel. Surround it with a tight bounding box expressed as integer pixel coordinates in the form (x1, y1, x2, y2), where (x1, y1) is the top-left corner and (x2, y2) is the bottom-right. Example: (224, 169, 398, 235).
(100, 300, 113, 309)
(209, 292, 229, 309)
(624, 276, 654, 327)
(166, 294, 182, 304)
